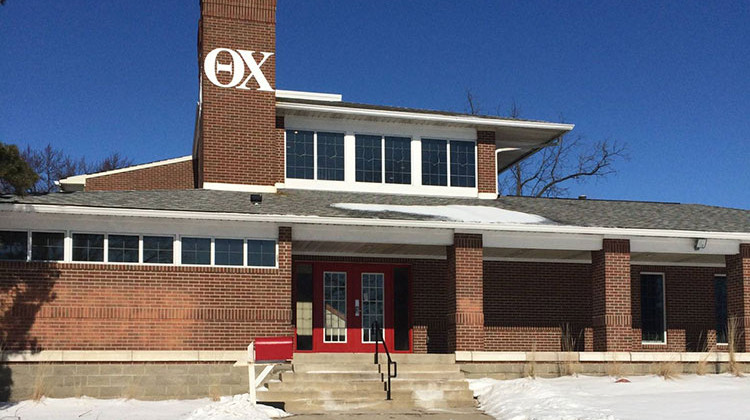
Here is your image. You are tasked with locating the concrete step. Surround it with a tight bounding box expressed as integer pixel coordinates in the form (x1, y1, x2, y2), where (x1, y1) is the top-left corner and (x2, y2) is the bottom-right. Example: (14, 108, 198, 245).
(292, 353, 456, 365)
(266, 380, 385, 392)
(379, 363, 461, 373)
(389, 379, 470, 391)
(292, 363, 380, 373)
(259, 389, 474, 403)
(386, 371, 465, 380)
(281, 398, 417, 413)
(280, 371, 383, 382)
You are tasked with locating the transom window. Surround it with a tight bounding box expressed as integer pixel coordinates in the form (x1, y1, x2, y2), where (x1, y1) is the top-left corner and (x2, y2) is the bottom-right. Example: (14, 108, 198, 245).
(215, 238, 243, 266)
(248, 239, 276, 267)
(31, 232, 64, 261)
(181, 237, 211, 265)
(143, 236, 173, 264)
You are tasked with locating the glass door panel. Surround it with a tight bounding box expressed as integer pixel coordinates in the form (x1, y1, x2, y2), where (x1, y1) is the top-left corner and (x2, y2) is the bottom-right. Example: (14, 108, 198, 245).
(361, 273, 384, 343)
(323, 272, 347, 343)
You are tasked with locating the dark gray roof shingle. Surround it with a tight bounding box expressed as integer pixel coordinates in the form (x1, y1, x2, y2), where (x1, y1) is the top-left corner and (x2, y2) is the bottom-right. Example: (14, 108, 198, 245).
(2, 189, 748, 233)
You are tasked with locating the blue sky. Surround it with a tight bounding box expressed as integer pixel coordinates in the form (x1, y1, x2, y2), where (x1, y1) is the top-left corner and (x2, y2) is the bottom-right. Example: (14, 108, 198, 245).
(1, 1, 748, 209)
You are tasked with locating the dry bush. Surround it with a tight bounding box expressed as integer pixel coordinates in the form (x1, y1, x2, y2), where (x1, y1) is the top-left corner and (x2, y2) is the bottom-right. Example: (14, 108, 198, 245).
(558, 324, 581, 376)
(695, 333, 713, 376)
(31, 363, 52, 401)
(727, 317, 744, 377)
(653, 361, 681, 380)
(525, 341, 537, 378)
(208, 385, 221, 402)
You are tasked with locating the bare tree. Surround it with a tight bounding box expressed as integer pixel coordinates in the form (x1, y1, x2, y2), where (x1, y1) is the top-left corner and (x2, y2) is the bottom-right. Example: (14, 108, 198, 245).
(466, 91, 627, 197)
(21, 144, 132, 193)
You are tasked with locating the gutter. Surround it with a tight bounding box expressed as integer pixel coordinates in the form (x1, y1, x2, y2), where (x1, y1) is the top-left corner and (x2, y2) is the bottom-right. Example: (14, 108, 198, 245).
(4, 203, 750, 242)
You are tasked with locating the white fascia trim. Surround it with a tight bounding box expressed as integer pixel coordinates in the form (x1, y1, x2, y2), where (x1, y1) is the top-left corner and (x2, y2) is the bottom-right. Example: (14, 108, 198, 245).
(59, 155, 193, 186)
(4, 204, 750, 242)
(292, 250, 445, 260)
(202, 182, 277, 193)
(484, 256, 726, 268)
(276, 102, 575, 132)
(457, 351, 749, 363)
(276, 89, 342, 102)
(477, 192, 499, 200)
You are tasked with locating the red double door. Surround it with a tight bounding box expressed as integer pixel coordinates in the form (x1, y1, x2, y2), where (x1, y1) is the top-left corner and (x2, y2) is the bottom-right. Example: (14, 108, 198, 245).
(294, 262, 411, 353)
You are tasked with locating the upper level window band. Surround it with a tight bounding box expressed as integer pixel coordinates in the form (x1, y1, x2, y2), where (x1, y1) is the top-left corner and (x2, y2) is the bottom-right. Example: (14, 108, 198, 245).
(385, 136, 411, 184)
(450, 140, 476, 188)
(317, 132, 345, 181)
(421, 139, 448, 186)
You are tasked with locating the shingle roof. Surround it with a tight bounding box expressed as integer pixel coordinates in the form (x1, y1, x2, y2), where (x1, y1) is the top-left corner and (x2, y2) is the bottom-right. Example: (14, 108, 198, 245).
(2, 189, 749, 233)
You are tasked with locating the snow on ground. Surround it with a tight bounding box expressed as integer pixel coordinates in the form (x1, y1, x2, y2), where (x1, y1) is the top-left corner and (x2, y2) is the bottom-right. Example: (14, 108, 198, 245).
(0, 393, 288, 420)
(469, 374, 750, 420)
(331, 203, 553, 224)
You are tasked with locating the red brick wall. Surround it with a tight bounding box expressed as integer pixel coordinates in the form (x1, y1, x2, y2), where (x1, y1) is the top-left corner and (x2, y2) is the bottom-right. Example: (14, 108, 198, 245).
(0, 227, 292, 351)
(85, 160, 194, 191)
(484, 261, 592, 351)
(631, 264, 726, 352)
(476, 131, 496, 195)
(197, 0, 284, 188)
(591, 239, 633, 351)
(726, 244, 750, 351)
(446, 234, 485, 351)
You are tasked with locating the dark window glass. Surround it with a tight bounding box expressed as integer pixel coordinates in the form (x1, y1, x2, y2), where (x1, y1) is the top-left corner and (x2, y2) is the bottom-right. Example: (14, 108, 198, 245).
(355, 135, 382, 183)
(215, 238, 243, 266)
(72, 233, 104, 262)
(295, 264, 314, 350)
(0, 231, 28, 261)
(248, 240, 276, 267)
(641, 274, 665, 342)
(286, 130, 314, 179)
(385, 136, 411, 184)
(108, 234, 139, 263)
(421, 139, 447, 186)
(31, 232, 64, 261)
(450, 141, 476, 187)
(181, 237, 211, 265)
(143, 236, 173, 264)
(317, 132, 345, 181)
(393, 267, 410, 351)
(715, 276, 728, 344)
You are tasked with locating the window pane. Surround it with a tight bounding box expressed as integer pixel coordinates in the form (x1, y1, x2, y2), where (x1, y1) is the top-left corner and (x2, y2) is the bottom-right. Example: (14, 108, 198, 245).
(355, 134, 382, 183)
(362, 273, 384, 343)
(108, 234, 139, 263)
(450, 141, 476, 187)
(715, 276, 728, 344)
(31, 232, 64, 261)
(72, 233, 104, 262)
(641, 274, 665, 342)
(215, 238, 243, 266)
(286, 130, 314, 179)
(181, 237, 211, 265)
(324, 272, 347, 342)
(248, 239, 276, 267)
(385, 136, 411, 184)
(421, 139, 447, 186)
(0, 231, 28, 261)
(317, 132, 345, 181)
(143, 236, 173, 264)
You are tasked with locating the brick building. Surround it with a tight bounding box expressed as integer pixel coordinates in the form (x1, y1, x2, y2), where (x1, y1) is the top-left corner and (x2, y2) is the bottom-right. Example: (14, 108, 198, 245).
(1, 0, 750, 402)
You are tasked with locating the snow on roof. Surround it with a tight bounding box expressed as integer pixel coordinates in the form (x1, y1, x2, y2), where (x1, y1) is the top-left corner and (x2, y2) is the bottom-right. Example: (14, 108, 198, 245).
(331, 203, 554, 224)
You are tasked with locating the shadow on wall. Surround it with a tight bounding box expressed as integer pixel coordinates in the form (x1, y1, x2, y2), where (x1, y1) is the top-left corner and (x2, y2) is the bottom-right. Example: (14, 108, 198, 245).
(0, 263, 59, 402)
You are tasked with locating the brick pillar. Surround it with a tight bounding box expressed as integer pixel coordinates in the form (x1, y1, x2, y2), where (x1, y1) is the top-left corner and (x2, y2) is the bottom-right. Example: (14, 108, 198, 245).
(591, 239, 632, 351)
(476, 131, 497, 198)
(726, 244, 750, 351)
(278, 226, 294, 332)
(447, 233, 485, 351)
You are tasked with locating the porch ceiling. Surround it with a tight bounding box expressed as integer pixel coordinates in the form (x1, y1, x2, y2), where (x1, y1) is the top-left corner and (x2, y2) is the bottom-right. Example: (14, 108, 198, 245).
(292, 241, 726, 267)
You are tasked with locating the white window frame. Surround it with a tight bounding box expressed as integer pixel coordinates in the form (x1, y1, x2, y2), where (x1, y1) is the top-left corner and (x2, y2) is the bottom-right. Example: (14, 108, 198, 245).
(141, 234, 176, 266)
(640, 271, 667, 345)
(0, 230, 31, 262)
(27, 230, 67, 262)
(70, 231, 106, 263)
(213, 237, 246, 267)
(246, 238, 279, 269)
(106, 233, 141, 265)
(178, 235, 213, 267)
(323, 271, 348, 344)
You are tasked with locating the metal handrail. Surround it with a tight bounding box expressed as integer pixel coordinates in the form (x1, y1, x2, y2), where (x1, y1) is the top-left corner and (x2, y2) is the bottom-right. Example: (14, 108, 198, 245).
(372, 320, 397, 400)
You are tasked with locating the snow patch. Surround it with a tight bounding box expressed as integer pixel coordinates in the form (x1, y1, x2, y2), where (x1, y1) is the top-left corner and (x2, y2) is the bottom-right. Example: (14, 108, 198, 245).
(469, 375, 750, 420)
(184, 394, 289, 420)
(332, 203, 553, 224)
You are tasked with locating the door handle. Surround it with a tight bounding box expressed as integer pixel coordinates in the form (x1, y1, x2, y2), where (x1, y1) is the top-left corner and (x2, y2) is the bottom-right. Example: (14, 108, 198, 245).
(355, 299, 360, 317)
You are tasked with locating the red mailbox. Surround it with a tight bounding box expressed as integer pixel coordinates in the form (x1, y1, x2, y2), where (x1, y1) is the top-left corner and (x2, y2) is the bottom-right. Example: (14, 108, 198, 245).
(254, 336, 294, 362)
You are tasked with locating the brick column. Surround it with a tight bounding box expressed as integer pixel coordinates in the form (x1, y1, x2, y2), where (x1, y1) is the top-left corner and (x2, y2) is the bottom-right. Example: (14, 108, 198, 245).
(591, 239, 632, 351)
(447, 233, 485, 351)
(278, 226, 294, 331)
(726, 244, 750, 351)
(476, 131, 497, 198)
